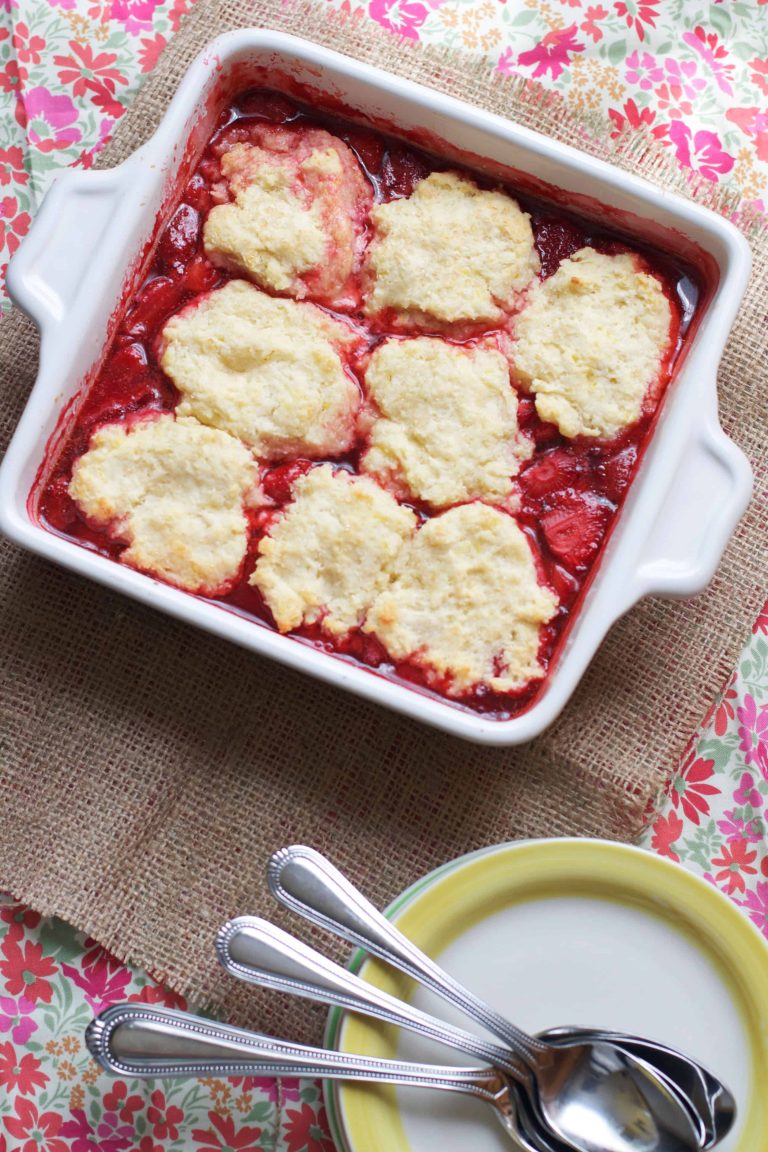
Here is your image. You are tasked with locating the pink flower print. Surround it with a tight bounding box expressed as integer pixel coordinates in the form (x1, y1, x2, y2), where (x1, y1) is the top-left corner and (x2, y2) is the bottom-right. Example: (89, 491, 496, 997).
(662, 58, 706, 105)
(147, 1090, 184, 1141)
(517, 25, 585, 82)
(650, 809, 684, 862)
(19, 87, 82, 153)
(3, 1097, 66, 1152)
(0, 996, 36, 1044)
(704, 669, 738, 736)
(12, 22, 46, 66)
(73, 115, 117, 170)
(227, 1075, 301, 1105)
(667, 120, 735, 182)
(110, 0, 162, 35)
(669, 748, 719, 825)
(754, 599, 768, 634)
(614, 0, 660, 42)
(282, 1102, 336, 1152)
(192, 1112, 263, 1152)
(608, 97, 656, 138)
(717, 811, 764, 843)
(368, 0, 429, 40)
(683, 26, 734, 96)
(737, 695, 768, 779)
(103, 1082, 144, 1125)
(711, 840, 757, 896)
(740, 880, 768, 937)
(750, 58, 768, 98)
(127, 980, 186, 1010)
(580, 4, 608, 43)
(95, 1109, 134, 1152)
(718, 811, 764, 847)
(726, 106, 768, 163)
(625, 50, 662, 91)
(0, 903, 40, 938)
(497, 48, 516, 78)
(734, 771, 763, 809)
(60, 1109, 101, 1152)
(61, 950, 132, 1012)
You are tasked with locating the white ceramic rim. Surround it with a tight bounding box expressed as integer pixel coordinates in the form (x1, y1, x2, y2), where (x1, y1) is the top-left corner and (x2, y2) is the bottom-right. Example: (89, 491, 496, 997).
(0, 29, 754, 744)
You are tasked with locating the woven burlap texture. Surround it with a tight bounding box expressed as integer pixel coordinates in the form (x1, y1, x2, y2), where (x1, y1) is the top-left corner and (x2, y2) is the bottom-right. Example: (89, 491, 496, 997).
(1, 0, 766, 1040)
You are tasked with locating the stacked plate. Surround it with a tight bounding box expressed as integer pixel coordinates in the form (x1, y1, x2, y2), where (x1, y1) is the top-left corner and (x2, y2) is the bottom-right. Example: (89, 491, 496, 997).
(326, 840, 768, 1152)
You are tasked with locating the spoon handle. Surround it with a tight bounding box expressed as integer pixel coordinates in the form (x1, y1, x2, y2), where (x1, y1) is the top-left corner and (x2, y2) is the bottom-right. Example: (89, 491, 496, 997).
(216, 916, 530, 1087)
(85, 1003, 499, 1100)
(268, 845, 546, 1061)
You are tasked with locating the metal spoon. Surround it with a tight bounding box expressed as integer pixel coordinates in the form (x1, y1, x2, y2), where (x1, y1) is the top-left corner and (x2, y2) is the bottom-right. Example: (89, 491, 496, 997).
(267, 845, 724, 1152)
(541, 1028, 733, 1150)
(215, 915, 565, 1152)
(216, 915, 700, 1152)
(85, 1002, 544, 1151)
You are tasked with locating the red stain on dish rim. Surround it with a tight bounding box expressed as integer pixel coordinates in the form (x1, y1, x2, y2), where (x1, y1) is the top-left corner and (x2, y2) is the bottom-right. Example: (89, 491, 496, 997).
(32, 85, 707, 721)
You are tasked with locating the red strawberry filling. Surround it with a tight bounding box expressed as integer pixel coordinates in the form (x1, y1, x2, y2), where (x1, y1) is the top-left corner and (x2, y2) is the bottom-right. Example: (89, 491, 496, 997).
(520, 447, 589, 500)
(33, 88, 698, 719)
(539, 491, 613, 571)
(261, 459, 315, 505)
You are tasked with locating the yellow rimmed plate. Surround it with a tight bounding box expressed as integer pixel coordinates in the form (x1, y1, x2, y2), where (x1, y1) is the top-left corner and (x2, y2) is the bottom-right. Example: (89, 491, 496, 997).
(325, 839, 768, 1152)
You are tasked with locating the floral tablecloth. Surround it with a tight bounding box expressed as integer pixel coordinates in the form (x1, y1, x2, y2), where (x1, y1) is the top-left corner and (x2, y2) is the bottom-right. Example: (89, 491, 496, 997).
(1, 0, 767, 1149)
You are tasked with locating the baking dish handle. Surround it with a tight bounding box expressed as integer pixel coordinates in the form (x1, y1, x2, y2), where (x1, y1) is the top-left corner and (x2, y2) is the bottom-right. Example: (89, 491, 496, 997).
(621, 424, 752, 610)
(6, 166, 130, 328)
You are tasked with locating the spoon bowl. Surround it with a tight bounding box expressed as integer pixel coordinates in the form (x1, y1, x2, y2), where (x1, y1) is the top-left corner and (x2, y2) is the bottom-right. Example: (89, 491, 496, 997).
(540, 1027, 735, 1150)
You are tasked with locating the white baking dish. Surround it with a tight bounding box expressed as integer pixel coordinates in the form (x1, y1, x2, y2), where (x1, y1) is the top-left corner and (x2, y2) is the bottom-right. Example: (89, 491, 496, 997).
(0, 30, 752, 745)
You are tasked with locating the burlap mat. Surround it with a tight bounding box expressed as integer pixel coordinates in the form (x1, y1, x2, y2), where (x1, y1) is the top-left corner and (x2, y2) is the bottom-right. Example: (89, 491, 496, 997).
(1, 0, 766, 1041)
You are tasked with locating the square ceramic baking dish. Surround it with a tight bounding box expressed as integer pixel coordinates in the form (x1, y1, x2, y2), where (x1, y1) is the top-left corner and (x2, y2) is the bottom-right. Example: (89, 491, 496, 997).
(0, 29, 753, 745)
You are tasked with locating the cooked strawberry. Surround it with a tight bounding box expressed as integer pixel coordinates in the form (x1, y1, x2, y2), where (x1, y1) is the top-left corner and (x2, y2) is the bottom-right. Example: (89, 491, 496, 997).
(79, 344, 178, 429)
(539, 490, 612, 570)
(517, 397, 537, 427)
(520, 448, 587, 499)
(180, 255, 219, 295)
(183, 172, 211, 213)
(342, 128, 386, 176)
(41, 473, 78, 530)
(379, 146, 431, 200)
(534, 216, 587, 279)
(211, 121, 260, 158)
(157, 203, 200, 276)
(597, 444, 638, 504)
(101, 342, 148, 386)
(124, 277, 187, 339)
(235, 91, 298, 122)
(261, 459, 315, 505)
(543, 561, 580, 608)
(516, 396, 561, 448)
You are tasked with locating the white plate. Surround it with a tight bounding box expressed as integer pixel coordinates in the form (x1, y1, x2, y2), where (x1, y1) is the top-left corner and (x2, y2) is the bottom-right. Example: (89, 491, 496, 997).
(326, 839, 768, 1152)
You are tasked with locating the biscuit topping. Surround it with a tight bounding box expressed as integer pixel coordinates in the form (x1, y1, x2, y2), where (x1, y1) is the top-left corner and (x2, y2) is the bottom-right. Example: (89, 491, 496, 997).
(251, 464, 417, 637)
(364, 171, 539, 327)
(203, 125, 372, 308)
(361, 336, 530, 507)
(365, 503, 558, 695)
(511, 247, 674, 440)
(160, 280, 361, 461)
(68, 414, 256, 594)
